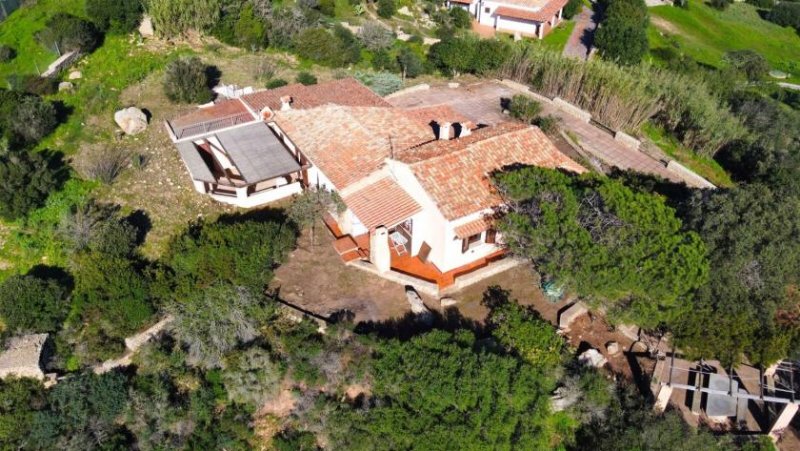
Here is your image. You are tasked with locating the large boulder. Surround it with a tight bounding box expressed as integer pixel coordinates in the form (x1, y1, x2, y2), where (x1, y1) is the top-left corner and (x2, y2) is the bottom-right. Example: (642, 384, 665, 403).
(114, 107, 148, 135)
(58, 82, 74, 92)
(138, 15, 155, 37)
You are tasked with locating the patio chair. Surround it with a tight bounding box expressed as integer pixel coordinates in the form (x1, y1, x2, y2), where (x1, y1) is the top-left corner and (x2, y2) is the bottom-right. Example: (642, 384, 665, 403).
(390, 231, 408, 256)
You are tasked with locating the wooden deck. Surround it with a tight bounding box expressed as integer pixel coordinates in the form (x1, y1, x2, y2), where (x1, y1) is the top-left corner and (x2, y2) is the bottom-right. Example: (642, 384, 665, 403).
(324, 213, 506, 289)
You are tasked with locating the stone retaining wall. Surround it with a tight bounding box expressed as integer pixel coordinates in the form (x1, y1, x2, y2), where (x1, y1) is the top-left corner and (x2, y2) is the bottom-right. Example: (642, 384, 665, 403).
(614, 131, 641, 150)
(553, 97, 592, 122)
(666, 160, 716, 189)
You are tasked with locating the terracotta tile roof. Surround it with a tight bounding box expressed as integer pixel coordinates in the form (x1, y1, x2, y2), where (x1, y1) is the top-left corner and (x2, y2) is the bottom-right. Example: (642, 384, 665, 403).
(495, 0, 567, 22)
(491, 0, 556, 10)
(169, 99, 256, 139)
(342, 177, 422, 230)
(241, 78, 391, 112)
(411, 124, 586, 220)
(454, 217, 494, 239)
(167, 78, 388, 140)
(274, 105, 435, 189)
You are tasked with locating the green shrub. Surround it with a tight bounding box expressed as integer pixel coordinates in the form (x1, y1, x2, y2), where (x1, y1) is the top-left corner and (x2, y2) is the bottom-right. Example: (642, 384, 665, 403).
(86, 0, 143, 33)
(274, 430, 318, 451)
(0, 274, 69, 334)
(509, 94, 542, 123)
(767, 2, 800, 31)
(397, 47, 423, 78)
(355, 71, 402, 95)
(164, 217, 296, 293)
(7, 75, 57, 96)
(563, 0, 583, 19)
(0, 150, 65, 220)
(266, 78, 289, 88)
(293, 28, 351, 67)
(534, 115, 562, 135)
(163, 57, 214, 104)
(296, 71, 318, 85)
(0, 45, 15, 62)
(377, 0, 397, 18)
(745, 0, 774, 8)
(449, 7, 472, 28)
(594, 0, 649, 65)
(234, 3, 267, 49)
(9, 96, 58, 145)
(36, 13, 102, 53)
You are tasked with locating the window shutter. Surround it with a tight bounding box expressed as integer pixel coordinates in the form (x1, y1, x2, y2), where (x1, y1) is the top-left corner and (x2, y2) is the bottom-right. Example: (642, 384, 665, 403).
(485, 228, 497, 244)
(462, 238, 469, 253)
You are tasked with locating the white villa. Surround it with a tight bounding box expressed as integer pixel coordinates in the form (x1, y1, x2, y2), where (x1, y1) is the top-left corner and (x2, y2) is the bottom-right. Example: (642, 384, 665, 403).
(447, 0, 568, 38)
(166, 79, 585, 292)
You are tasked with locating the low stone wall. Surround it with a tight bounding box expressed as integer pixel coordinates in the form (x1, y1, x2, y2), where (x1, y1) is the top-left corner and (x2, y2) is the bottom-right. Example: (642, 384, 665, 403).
(442, 257, 526, 294)
(614, 131, 641, 150)
(124, 315, 174, 352)
(666, 160, 716, 189)
(41, 51, 80, 77)
(553, 97, 592, 123)
(499, 79, 553, 104)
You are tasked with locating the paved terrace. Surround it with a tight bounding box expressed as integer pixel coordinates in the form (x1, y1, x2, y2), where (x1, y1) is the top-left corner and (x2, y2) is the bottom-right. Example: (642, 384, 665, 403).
(388, 81, 695, 186)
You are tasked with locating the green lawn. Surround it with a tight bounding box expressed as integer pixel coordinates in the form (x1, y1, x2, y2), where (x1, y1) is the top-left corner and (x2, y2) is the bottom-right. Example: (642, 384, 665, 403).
(540, 20, 576, 53)
(648, 1, 800, 81)
(0, 0, 86, 82)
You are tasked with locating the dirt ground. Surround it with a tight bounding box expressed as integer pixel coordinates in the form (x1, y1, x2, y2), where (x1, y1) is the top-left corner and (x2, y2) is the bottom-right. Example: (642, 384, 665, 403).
(274, 226, 651, 381)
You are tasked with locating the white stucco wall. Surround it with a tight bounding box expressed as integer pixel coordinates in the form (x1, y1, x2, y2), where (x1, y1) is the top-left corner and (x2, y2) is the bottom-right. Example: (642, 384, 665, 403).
(495, 15, 540, 35)
(440, 210, 504, 272)
(384, 160, 450, 269)
(210, 181, 302, 208)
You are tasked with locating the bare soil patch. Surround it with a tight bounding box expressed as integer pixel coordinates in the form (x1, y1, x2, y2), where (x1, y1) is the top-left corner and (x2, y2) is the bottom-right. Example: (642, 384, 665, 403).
(651, 16, 680, 35)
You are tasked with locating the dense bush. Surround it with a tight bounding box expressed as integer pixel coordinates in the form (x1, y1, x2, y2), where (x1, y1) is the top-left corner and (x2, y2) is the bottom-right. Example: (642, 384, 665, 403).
(36, 13, 102, 53)
(146, 0, 222, 37)
(294, 28, 356, 67)
(7, 74, 58, 96)
(328, 329, 566, 449)
(449, 6, 473, 28)
(266, 78, 289, 88)
(509, 94, 543, 123)
(164, 217, 296, 293)
(675, 184, 800, 366)
(564, 0, 584, 19)
(333, 24, 363, 65)
(9, 95, 59, 145)
(723, 50, 770, 81)
(358, 21, 395, 51)
(377, 0, 397, 18)
(0, 274, 69, 334)
(745, 0, 774, 8)
(495, 167, 708, 328)
(0, 45, 15, 62)
(397, 47, 423, 79)
(355, 71, 403, 95)
(234, 3, 268, 49)
(594, 0, 649, 65)
(296, 71, 318, 85)
(165, 282, 268, 369)
(428, 36, 511, 76)
(162, 57, 214, 104)
(86, 0, 143, 33)
(499, 45, 744, 155)
(766, 2, 800, 31)
(0, 150, 65, 220)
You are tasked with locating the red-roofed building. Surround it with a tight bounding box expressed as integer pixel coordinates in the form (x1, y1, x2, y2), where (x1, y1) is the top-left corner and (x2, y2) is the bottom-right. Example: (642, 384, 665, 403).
(165, 78, 585, 292)
(447, 0, 568, 38)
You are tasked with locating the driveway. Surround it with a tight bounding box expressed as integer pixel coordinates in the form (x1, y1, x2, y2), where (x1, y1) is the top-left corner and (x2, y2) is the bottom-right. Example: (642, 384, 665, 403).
(389, 81, 701, 186)
(563, 6, 598, 60)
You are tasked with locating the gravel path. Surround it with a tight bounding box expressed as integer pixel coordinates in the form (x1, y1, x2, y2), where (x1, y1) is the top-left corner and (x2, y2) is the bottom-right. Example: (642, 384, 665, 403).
(563, 6, 598, 61)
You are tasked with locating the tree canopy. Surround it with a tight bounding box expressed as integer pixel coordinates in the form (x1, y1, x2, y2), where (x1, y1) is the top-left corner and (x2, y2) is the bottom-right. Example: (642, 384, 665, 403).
(494, 167, 708, 328)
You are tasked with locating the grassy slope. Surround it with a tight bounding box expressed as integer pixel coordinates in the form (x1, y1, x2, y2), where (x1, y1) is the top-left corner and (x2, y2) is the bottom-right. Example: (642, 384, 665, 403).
(0, 0, 86, 82)
(648, 1, 800, 80)
(642, 122, 733, 187)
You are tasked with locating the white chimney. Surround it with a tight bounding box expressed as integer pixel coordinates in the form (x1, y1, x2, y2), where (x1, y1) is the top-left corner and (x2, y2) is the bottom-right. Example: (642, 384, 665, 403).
(439, 122, 451, 140)
(459, 122, 471, 137)
(280, 96, 292, 111)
